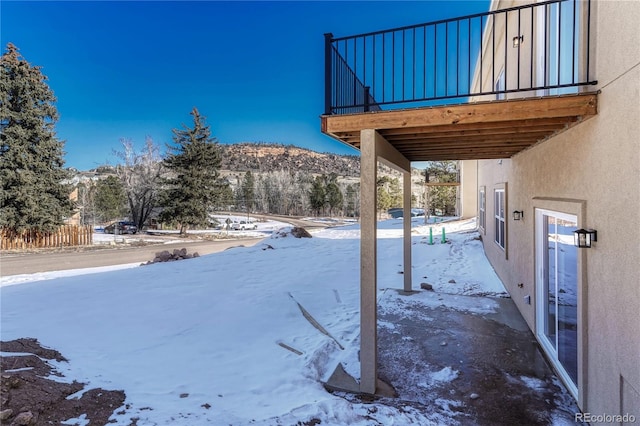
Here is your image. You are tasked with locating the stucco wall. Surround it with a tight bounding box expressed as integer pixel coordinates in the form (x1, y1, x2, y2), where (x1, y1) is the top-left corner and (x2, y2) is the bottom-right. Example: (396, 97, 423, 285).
(477, 0, 640, 419)
(460, 160, 478, 219)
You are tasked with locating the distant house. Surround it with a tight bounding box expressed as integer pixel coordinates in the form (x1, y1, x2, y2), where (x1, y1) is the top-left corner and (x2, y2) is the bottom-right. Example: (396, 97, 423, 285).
(65, 186, 81, 226)
(320, 0, 639, 418)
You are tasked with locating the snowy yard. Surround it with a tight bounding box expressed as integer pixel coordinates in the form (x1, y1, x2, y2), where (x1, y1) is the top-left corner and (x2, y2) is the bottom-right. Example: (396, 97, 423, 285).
(91, 214, 288, 246)
(0, 218, 578, 425)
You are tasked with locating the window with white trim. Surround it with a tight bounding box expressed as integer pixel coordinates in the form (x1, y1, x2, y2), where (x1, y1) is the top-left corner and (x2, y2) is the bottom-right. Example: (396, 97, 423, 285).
(479, 187, 486, 231)
(494, 189, 505, 249)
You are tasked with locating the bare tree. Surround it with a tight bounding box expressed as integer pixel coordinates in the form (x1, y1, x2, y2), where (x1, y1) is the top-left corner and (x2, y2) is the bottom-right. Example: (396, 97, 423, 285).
(76, 179, 100, 226)
(114, 137, 163, 229)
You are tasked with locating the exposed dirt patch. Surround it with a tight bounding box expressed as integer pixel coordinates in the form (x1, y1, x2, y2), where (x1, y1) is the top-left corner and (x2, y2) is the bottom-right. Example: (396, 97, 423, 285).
(1, 338, 126, 425)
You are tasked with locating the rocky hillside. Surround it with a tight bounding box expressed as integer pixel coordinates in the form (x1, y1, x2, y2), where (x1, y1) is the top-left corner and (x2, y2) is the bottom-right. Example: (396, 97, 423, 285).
(219, 143, 360, 177)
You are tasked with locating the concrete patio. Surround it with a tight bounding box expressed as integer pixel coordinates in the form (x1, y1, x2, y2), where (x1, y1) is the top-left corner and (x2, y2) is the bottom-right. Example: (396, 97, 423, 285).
(326, 289, 584, 425)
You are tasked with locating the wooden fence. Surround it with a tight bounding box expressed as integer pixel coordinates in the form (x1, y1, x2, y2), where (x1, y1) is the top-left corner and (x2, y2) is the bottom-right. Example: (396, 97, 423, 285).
(1, 225, 93, 250)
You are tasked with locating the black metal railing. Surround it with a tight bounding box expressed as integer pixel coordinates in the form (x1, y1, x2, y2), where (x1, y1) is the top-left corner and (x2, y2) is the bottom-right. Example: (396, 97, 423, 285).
(325, 38, 382, 115)
(324, 0, 596, 115)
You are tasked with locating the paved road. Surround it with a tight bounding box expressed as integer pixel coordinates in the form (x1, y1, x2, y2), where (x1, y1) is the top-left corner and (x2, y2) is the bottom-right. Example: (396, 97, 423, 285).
(0, 237, 265, 277)
(0, 215, 334, 277)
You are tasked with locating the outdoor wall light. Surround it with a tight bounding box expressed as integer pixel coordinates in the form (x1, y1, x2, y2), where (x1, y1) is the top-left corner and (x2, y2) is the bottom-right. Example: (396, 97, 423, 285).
(513, 35, 524, 48)
(574, 229, 597, 248)
(513, 210, 524, 221)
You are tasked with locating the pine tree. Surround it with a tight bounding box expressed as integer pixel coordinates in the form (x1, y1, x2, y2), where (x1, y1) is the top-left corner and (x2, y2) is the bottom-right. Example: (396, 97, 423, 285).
(376, 175, 402, 216)
(240, 170, 255, 212)
(325, 174, 343, 217)
(160, 108, 228, 234)
(345, 184, 359, 218)
(425, 161, 458, 216)
(94, 175, 128, 223)
(309, 176, 326, 216)
(0, 43, 73, 234)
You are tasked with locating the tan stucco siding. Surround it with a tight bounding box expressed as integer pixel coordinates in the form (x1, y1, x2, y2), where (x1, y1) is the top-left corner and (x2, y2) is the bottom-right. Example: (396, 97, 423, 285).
(477, 0, 640, 418)
(460, 160, 478, 219)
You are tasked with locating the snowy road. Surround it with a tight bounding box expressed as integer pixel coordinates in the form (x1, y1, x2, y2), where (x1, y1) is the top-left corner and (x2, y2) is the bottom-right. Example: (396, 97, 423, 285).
(0, 237, 265, 276)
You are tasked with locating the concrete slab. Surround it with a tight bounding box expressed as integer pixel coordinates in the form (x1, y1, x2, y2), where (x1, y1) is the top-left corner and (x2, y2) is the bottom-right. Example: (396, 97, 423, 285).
(324, 290, 584, 425)
(375, 291, 584, 425)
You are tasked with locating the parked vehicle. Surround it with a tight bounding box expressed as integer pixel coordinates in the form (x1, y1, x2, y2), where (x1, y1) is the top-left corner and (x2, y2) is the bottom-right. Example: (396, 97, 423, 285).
(231, 220, 257, 230)
(104, 221, 138, 234)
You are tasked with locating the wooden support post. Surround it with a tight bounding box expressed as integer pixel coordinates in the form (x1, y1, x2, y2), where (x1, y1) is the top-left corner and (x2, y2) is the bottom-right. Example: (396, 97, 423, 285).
(359, 129, 412, 394)
(359, 129, 378, 395)
(403, 170, 412, 292)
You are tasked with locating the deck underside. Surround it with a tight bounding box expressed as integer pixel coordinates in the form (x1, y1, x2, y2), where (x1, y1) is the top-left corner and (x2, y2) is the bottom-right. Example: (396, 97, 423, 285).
(321, 92, 598, 161)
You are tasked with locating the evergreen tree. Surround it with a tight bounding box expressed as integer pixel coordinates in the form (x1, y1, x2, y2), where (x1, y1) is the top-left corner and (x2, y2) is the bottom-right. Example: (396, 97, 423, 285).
(309, 175, 326, 216)
(425, 161, 458, 216)
(94, 175, 128, 223)
(345, 184, 359, 218)
(325, 174, 343, 217)
(240, 170, 255, 212)
(377, 182, 393, 217)
(387, 177, 402, 208)
(0, 43, 73, 234)
(376, 175, 402, 216)
(160, 108, 228, 234)
(216, 182, 234, 211)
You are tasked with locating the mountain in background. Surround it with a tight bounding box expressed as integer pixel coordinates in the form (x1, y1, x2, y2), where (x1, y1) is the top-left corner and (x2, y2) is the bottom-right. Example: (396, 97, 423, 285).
(218, 142, 360, 177)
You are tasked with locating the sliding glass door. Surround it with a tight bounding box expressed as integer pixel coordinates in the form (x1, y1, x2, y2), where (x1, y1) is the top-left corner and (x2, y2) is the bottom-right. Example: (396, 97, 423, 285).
(536, 209, 579, 398)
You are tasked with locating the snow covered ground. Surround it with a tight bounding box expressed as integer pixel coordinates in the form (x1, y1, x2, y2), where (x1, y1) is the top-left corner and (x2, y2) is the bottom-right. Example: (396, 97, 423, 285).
(1, 218, 529, 425)
(92, 214, 287, 245)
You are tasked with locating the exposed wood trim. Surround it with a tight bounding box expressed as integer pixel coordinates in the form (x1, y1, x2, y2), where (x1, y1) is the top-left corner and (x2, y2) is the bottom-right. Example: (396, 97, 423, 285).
(387, 132, 553, 143)
(425, 182, 461, 186)
(377, 117, 579, 136)
(383, 127, 564, 140)
(320, 93, 598, 161)
(322, 93, 596, 135)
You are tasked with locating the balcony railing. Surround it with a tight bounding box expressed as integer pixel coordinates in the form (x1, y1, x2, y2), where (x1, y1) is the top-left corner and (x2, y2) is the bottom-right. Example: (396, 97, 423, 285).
(324, 0, 597, 115)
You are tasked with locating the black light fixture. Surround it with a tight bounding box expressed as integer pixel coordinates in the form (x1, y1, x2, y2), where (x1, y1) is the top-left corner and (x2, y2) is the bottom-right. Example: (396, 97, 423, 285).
(574, 229, 597, 248)
(513, 210, 524, 221)
(513, 35, 524, 48)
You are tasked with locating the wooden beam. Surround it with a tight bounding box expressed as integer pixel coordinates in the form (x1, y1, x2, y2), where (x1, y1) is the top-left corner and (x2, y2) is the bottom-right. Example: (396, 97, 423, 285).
(387, 132, 554, 144)
(321, 93, 598, 161)
(322, 93, 597, 135)
(411, 152, 519, 161)
(393, 140, 537, 149)
(425, 182, 461, 186)
(408, 146, 525, 155)
(383, 127, 563, 140)
(378, 117, 578, 136)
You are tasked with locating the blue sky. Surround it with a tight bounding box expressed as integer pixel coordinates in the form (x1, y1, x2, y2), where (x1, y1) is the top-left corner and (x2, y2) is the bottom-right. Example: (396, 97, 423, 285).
(2, 1, 490, 171)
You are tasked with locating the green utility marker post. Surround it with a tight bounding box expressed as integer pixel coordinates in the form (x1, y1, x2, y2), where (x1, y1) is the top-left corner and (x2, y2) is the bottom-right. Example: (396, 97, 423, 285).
(429, 227, 434, 245)
(441, 228, 446, 243)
